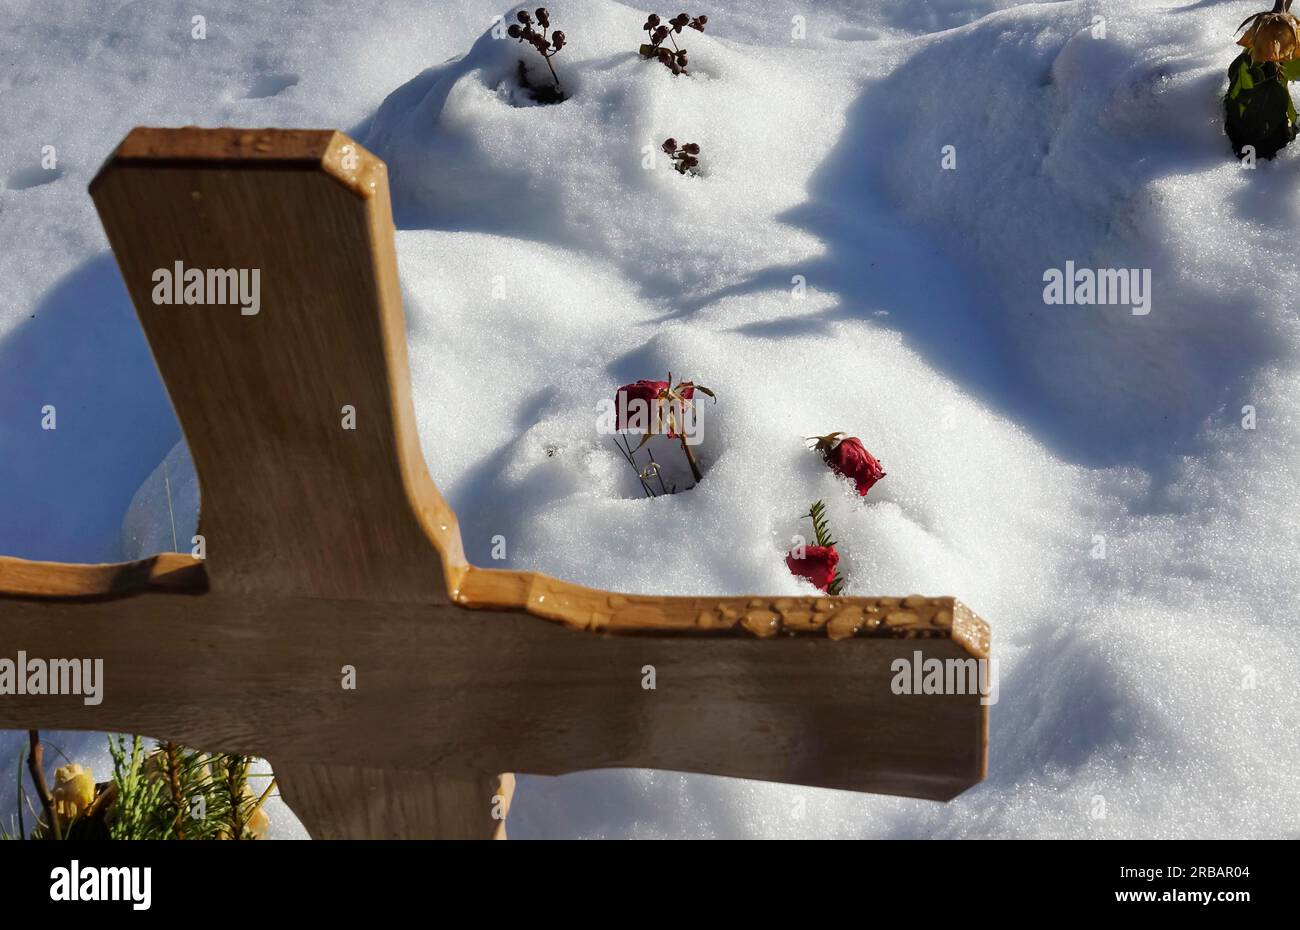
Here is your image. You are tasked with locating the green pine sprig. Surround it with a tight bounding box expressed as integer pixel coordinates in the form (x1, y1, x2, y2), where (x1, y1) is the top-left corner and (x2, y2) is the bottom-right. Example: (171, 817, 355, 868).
(805, 499, 845, 595)
(5, 733, 268, 840)
(108, 735, 248, 840)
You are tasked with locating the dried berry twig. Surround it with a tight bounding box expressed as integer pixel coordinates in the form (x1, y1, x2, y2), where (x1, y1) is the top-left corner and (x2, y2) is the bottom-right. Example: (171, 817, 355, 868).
(639, 12, 707, 75)
(508, 8, 567, 101)
(661, 137, 701, 175)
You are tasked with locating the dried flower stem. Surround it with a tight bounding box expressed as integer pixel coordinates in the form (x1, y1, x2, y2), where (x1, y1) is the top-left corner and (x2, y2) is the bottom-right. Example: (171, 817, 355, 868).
(612, 436, 655, 497)
(26, 730, 60, 840)
(679, 436, 704, 483)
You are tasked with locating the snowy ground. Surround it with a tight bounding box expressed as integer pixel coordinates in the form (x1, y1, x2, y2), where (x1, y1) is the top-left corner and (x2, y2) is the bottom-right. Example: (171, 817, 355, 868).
(2, 0, 1298, 838)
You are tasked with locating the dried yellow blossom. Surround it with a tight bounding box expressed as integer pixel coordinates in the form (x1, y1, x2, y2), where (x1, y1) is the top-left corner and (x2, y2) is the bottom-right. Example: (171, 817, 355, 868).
(51, 764, 96, 823)
(1238, 2, 1300, 62)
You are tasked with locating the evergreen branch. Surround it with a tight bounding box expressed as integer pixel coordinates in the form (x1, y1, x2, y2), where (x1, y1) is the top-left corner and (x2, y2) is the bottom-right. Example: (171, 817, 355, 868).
(807, 500, 837, 548)
(805, 500, 846, 595)
(224, 755, 250, 840)
(163, 741, 185, 839)
(109, 735, 160, 839)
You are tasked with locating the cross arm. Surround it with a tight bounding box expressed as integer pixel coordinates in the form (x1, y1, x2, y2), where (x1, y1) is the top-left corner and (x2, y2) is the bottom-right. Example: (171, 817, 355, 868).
(0, 566, 988, 801)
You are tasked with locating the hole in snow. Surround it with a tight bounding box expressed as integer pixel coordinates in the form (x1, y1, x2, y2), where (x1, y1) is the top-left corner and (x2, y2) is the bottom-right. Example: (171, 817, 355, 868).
(497, 59, 569, 106)
(5, 166, 63, 191)
(609, 433, 712, 499)
(245, 72, 300, 99)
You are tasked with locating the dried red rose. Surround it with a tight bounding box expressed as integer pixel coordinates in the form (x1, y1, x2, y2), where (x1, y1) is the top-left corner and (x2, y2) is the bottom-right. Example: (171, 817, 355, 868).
(615, 380, 694, 436)
(786, 545, 840, 592)
(811, 432, 885, 496)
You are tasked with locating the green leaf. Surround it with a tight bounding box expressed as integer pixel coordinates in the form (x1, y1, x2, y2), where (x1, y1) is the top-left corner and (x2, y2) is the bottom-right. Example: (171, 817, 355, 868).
(1230, 59, 1255, 101)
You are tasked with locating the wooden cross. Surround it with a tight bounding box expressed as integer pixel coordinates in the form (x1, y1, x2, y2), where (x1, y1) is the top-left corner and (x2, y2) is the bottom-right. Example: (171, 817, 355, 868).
(0, 128, 990, 839)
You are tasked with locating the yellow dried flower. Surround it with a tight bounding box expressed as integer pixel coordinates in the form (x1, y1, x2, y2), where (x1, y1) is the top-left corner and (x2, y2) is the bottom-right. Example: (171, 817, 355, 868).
(51, 764, 96, 823)
(1237, 1, 1300, 62)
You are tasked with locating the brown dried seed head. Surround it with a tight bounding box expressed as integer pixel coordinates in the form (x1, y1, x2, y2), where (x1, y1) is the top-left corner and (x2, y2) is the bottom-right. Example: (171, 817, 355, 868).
(662, 138, 678, 153)
(536, 7, 550, 28)
(517, 10, 532, 24)
(682, 142, 700, 154)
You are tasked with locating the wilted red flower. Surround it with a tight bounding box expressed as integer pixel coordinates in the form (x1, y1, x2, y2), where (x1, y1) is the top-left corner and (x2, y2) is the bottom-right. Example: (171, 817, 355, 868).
(615, 379, 694, 436)
(810, 432, 885, 496)
(786, 545, 839, 592)
(612, 374, 714, 489)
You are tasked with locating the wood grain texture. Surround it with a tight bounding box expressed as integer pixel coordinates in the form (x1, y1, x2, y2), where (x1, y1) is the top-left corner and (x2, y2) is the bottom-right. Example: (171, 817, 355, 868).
(275, 765, 512, 840)
(0, 128, 992, 837)
(0, 591, 986, 801)
(89, 127, 462, 604)
(0, 553, 203, 599)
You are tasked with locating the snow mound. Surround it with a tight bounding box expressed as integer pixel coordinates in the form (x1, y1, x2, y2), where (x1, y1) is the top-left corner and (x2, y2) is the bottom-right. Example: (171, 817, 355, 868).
(365, 0, 842, 299)
(861, 2, 1293, 459)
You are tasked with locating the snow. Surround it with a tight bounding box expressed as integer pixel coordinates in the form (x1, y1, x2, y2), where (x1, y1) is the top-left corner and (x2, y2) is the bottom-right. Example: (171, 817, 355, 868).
(2, 0, 1298, 838)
